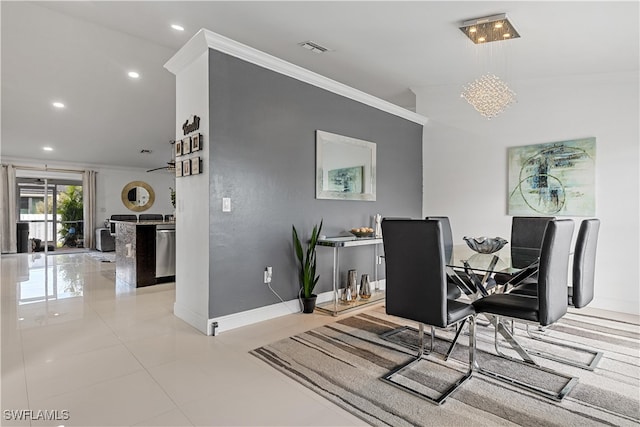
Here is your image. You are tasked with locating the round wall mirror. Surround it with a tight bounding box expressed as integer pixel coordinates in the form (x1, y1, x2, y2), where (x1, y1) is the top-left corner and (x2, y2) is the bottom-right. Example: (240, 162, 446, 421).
(121, 181, 155, 212)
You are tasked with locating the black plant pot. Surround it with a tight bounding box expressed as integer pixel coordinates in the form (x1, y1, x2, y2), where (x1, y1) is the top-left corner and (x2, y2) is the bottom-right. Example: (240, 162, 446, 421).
(301, 294, 317, 313)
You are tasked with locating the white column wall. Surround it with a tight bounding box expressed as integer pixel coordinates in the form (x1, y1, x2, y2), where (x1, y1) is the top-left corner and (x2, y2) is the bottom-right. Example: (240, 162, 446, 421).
(171, 51, 211, 334)
(415, 70, 639, 315)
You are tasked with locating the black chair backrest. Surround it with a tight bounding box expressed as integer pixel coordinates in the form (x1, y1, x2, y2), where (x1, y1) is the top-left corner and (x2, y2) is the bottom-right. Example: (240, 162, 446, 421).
(537, 219, 574, 326)
(511, 216, 555, 249)
(382, 219, 448, 328)
(426, 216, 453, 262)
(572, 219, 600, 308)
(510, 216, 555, 268)
(111, 214, 137, 221)
(139, 214, 163, 221)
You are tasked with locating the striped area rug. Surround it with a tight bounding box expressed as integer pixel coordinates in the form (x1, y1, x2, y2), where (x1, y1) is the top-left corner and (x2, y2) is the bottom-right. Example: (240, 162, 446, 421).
(251, 307, 639, 426)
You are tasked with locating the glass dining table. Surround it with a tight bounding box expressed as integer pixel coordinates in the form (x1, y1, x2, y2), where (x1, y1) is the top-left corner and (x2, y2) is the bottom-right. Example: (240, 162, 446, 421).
(447, 244, 540, 296)
(445, 244, 541, 364)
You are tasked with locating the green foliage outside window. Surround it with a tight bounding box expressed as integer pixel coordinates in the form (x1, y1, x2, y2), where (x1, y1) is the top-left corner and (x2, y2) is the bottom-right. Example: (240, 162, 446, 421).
(57, 185, 83, 246)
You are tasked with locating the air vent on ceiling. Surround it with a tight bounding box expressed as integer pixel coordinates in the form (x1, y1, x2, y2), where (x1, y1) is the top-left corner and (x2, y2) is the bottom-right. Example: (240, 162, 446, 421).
(298, 41, 331, 54)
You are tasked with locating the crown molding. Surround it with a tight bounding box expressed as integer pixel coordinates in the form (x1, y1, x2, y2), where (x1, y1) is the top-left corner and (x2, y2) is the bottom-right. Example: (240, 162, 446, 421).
(1, 156, 158, 173)
(164, 30, 209, 75)
(165, 29, 427, 125)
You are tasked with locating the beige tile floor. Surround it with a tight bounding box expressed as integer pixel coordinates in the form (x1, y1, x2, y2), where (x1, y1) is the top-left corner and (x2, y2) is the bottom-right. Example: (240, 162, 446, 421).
(1, 252, 369, 427)
(2, 252, 637, 427)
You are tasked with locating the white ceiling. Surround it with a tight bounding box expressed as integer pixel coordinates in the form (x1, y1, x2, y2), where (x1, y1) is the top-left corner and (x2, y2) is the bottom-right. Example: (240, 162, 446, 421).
(1, 1, 638, 171)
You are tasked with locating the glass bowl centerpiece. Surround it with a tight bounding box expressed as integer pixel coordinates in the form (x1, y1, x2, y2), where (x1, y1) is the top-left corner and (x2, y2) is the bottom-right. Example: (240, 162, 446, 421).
(463, 236, 508, 254)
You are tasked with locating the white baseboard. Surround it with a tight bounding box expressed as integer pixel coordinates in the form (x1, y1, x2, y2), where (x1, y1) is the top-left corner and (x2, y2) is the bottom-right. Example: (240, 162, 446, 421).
(591, 296, 640, 316)
(208, 279, 385, 335)
(174, 302, 209, 335)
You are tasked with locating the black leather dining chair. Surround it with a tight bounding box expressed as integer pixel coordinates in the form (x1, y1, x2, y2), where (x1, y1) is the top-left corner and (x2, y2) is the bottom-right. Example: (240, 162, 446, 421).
(508, 218, 603, 370)
(511, 216, 556, 248)
(494, 216, 554, 287)
(381, 218, 476, 405)
(509, 219, 599, 304)
(426, 217, 464, 299)
(139, 214, 164, 221)
(570, 218, 600, 309)
(472, 219, 578, 400)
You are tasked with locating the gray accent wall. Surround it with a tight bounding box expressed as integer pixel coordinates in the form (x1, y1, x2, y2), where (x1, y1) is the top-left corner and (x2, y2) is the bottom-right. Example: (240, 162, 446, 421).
(208, 49, 423, 317)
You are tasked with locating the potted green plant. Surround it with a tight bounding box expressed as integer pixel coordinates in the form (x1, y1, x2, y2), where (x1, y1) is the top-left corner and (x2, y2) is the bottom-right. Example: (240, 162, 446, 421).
(292, 220, 323, 313)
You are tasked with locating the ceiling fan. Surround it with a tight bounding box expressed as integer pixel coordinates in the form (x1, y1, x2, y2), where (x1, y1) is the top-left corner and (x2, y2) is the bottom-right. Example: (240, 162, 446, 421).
(146, 140, 176, 173)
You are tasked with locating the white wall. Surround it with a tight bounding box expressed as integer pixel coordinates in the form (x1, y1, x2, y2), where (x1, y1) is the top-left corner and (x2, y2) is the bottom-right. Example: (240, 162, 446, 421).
(414, 70, 639, 315)
(96, 167, 174, 223)
(167, 50, 211, 334)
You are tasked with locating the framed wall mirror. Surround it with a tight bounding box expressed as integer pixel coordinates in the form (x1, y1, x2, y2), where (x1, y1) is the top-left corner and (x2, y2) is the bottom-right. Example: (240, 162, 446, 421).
(121, 181, 155, 212)
(316, 130, 376, 201)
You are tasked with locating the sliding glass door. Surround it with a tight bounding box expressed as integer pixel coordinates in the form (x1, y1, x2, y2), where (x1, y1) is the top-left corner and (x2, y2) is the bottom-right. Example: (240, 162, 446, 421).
(16, 177, 84, 251)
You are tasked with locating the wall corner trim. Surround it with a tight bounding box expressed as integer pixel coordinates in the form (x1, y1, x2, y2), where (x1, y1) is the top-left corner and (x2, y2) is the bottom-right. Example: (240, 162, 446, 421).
(174, 302, 209, 335)
(165, 29, 427, 125)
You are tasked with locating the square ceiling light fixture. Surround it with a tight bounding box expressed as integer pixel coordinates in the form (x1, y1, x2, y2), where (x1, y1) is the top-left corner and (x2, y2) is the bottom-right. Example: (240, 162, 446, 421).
(459, 13, 520, 44)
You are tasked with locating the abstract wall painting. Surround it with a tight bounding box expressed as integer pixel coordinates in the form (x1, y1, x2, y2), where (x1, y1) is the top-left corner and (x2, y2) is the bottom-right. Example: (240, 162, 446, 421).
(328, 166, 364, 193)
(508, 137, 596, 216)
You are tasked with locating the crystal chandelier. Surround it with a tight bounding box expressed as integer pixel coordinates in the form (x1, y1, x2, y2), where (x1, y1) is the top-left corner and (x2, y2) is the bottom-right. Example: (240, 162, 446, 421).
(459, 14, 519, 119)
(461, 74, 516, 119)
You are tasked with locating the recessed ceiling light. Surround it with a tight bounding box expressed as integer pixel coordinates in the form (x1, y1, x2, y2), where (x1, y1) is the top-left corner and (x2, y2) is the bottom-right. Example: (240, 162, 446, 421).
(43, 146, 54, 151)
(171, 24, 184, 31)
(128, 71, 140, 79)
(52, 102, 65, 108)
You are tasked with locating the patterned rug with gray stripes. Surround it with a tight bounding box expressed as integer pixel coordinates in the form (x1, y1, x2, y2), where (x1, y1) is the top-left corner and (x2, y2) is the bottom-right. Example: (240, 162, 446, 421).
(250, 307, 639, 426)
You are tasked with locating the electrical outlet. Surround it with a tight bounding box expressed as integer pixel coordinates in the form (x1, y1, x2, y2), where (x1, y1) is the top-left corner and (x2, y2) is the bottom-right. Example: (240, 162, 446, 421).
(264, 267, 273, 284)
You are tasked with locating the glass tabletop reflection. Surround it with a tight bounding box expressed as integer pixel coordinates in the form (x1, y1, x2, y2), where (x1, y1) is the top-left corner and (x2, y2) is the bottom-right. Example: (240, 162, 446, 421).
(447, 245, 540, 275)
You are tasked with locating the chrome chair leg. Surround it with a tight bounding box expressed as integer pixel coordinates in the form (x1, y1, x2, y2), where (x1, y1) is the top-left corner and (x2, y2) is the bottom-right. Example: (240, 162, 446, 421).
(521, 324, 604, 371)
(469, 317, 478, 370)
(479, 317, 578, 401)
(430, 326, 435, 353)
(478, 363, 578, 401)
(381, 316, 476, 405)
(444, 319, 466, 361)
(492, 317, 537, 365)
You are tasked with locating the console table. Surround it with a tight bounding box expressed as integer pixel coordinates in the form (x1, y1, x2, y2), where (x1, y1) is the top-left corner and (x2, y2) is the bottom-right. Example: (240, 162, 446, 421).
(316, 236, 384, 316)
